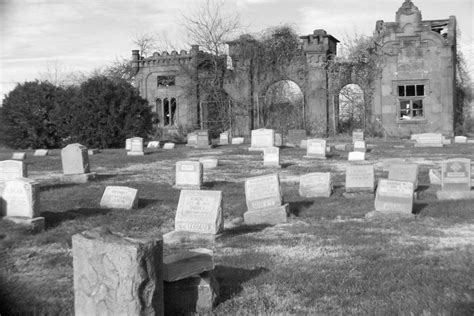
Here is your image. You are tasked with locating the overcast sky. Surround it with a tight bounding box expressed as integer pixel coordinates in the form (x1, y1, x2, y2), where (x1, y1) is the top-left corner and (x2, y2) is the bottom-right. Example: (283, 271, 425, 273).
(1, 0, 473, 102)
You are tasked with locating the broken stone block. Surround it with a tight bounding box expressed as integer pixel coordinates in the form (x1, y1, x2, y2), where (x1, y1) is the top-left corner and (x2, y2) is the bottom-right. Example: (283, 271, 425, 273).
(429, 169, 441, 185)
(72, 227, 163, 315)
(164, 271, 219, 314)
(163, 248, 214, 282)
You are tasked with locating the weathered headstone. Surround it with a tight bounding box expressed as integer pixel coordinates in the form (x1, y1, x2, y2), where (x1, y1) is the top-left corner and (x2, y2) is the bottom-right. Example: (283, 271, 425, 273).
(287, 129, 306, 147)
(127, 137, 144, 156)
(163, 142, 175, 149)
(219, 132, 229, 145)
(187, 133, 198, 147)
(344, 165, 375, 193)
(374, 179, 414, 214)
(147, 141, 160, 148)
(436, 158, 474, 200)
(454, 136, 467, 143)
(196, 130, 211, 148)
(249, 129, 275, 151)
(274, 133, 282, 147)
(12, 152, 26, 160)
(231, 137, 244, 145)
(263, 146, 280, 168)
(348, 151, 365, 161)
(414, 133, 443, 147)
(388, 163, 419, 190)
(2, 178, 44, 229)
(299, 172, 332, 197)
(199, 157, 218, 169)
(353, 140, 367, 153)
(100, 186, 138, 210)
(0, 160, 27, 182)
(244, 174, 287, 225)
(304, 139, 326, 159)
(125, 138, 132, 150)
(61, 143, 95, 183)
(72, 228, 163, 315)
(352, 129, 364, 143)
(175, 161, 203, 189)
(33, 149, 48, 156)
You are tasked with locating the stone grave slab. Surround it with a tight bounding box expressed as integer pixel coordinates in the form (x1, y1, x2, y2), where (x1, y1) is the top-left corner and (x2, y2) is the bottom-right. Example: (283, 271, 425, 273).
(219, 132, 229, 145)
(249, 129, 274, 151)
(163, 248, 214, 282)
(231, 137, 244, 145)
(263, 146, 280, 168)
(374, 179, 414, 214)
(196, 130, 212, 148)
(163, 142, 175, 149)
(72, 228, 163, 315)
(414, 133, 443, 147)
(348, 151, 365, 161)
(304, 139, 326, 159)
(33, 149, 48, 156)
(125, 138, 132, 150)
(245, 174, 282, 211)
(187, 132, 198, 147)
(0, 160, 27, 182)
(353, 140, 367, 152)
(454, 136, 467, 143)
(127, 137, 144, 155)
(388, 163, 419, 190)
(12, 152, 26, 160)
(352, 130, 364, 143)
(174, 190, 223, 235)
(287, 129, 306, 147)
(199, 157, 218, 169)
(344, 165, 375, 194)
(100, 186, 138, 209)
(299, 172, 332, 197)
(175, 161, 203, 189)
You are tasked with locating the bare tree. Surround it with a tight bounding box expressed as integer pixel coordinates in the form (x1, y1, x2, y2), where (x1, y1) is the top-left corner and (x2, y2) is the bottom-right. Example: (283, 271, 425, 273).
(38, 60, 86, 87)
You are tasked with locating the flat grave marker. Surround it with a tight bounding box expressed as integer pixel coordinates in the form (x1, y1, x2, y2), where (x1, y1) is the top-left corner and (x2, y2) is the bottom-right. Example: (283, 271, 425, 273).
(231, 137, 244, 145)
(454, 136, 467, 143)
(33, 149, 49, 156)
(100, 186, 138, 209)
(414, 133, 443, 147)
(163, 142, 175, 149)
(199, 157, 218, 169)
(348, 151, 365, 161)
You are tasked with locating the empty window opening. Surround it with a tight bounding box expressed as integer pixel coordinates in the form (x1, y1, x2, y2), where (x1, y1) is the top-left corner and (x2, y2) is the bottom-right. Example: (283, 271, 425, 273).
(157, 75, 175, 87)
(163, 97, 177, 126)
(398, 84, 424, 120)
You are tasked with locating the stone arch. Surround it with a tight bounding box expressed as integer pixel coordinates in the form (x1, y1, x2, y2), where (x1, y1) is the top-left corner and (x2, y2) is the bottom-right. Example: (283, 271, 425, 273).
(337, 84, 365, 133)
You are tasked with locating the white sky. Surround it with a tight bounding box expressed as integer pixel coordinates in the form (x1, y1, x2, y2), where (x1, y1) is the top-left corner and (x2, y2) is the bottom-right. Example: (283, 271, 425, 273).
(1, 0, 473, 102)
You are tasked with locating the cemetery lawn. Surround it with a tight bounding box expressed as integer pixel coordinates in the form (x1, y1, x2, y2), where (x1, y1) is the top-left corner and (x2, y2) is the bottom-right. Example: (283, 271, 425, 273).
(1, 140, 473, 314)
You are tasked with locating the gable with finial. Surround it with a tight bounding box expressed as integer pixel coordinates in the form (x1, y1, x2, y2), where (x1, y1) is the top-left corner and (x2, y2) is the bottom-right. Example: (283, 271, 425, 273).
(396, 0, 422, 34)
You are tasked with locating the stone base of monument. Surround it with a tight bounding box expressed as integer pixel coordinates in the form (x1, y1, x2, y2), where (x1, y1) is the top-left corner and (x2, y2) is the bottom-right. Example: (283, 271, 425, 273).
(61, 172, 97, 184)
(4, 216, 45, 231)
(303, 155, 327, 159)
(243, 204, 288, 225)
(164, 271, 219, 314)
(248, 147, 266, 152)
(436, 190, 474, 200)
(263, 162, 281, 168)
(414, 143, 443, 148)
(365, 210, 414, 219)
(127, 151, 145, 156)
(343, 191, 374, 199)
(163, 231, 221, 245)
(173, 184, 202, 190)
(163, 248, 214, 282)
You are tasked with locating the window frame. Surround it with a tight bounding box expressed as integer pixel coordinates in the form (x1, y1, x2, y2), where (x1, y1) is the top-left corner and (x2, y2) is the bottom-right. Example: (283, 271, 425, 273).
(392, 80, 428, 123)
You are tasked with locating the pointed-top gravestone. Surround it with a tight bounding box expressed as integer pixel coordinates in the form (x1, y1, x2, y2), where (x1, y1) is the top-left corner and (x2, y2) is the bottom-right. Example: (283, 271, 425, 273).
(61, 143, 96, 183)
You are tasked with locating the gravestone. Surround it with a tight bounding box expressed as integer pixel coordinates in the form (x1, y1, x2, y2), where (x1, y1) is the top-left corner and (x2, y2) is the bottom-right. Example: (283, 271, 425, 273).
(429, 168, 442, 185)
(187, 133, 198, 147)
(249, 129, 275, 151)
(300, 139, 308, 149)
(61, 143, 95, 183)
(100, 186, 138, 209)
(454, 136, 467, 144)
(199, 157, 218, 169)
(299, 172, 332, 197)
(244, 174, 287, 225)
(33, 149, 48, 156)
(263, 147, 280, 168)
(219, 132, 229, 145)
(287, 129, 306, 147)
(274, 133, 282, 147)
(352, 129, 364, 143)
(304, 139, 326, 159)
(72, 228, 163, 315)
(12, 152, 26, 160)
(414, 133, 443, 147)
(231, 137, 244, 145)
(196, 130, 211, 148)
(2, 178, 44, 230)
(348, 151, 365, 161)
(344, 165, 375, 195)
(163, 142, 175, 149)
(174, 190, 223, 235)
(175, 161, 203, 190)
(388, 163, 419, 190)
(374, 179, 414, 214)
(353, 140, 366, 153)
(147, 141, 160, 148)
(0, 160, 27, 182)
(437, 158, 474, 200)
(125, 138, 132, 150)
(127, 137, 144, 156)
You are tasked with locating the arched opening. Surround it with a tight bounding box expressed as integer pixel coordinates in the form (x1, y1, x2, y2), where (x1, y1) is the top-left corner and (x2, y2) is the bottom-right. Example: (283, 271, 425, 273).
(338, 84, 364, 133)
(155, 98, 162, 124)
(260, 80, 304, 133)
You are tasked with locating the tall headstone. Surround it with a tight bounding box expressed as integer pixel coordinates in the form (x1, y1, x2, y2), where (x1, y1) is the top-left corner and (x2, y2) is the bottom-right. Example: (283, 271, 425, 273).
(12, 152, 26, 160)
(374, 179, 414, 214)
(304, 139, 326, 159)
(61, 143, 95, 183)
(2, 178, 44, 229)
(175, 161, 203, 190)
(249, 129, 275, 151)
(72, 228, 163, 315)
(299, 172, 332, 197)
(219, 131, 229, 145)
(100, 186, 138, 210)
(388, 163, 419, 189)
(352, 129, 364, 143)
(196, 130, 211, 148)
(414, 133, 443, 147)
(353, 140, 367, 153)
(436, 158, 474, 200)
(287, 129, 306, 147)
(0, 160, 27, 182)
(345, 165, 375, 193)
(244, 174, 287, 225)
(127, 137, 144, 156)
(263, 146, 280, 168)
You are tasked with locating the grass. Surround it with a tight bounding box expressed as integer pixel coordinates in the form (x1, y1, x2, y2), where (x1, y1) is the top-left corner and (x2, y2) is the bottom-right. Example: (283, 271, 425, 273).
(1, 140, 474, 314)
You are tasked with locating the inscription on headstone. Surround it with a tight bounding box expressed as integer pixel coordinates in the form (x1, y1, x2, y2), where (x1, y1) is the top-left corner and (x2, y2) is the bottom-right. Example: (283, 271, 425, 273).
(100, 186, 138, 209)
(299, 172, 332, 197)
(175, 161, 203, 189)
(353, 140, 366, 152)
(345, 165, 374, 192)
(441, 158, 471, 191)
(374, 179, 414, 214)
(128, 137, 144, 155)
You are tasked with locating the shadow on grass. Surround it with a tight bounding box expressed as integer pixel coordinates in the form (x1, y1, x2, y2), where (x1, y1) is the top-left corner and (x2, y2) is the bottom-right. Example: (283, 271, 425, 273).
(215, 265, 269, 305)
(223, 224, 271, 237)
(95, 173, 119, 181)
(288, 200, 315, 216)
(281, 162, 295, 168)
(42, 208, 110, 229)
(203, 181, 233, 189)
(138, 198, 161, 208)
(412, 202, 429, 215)
(39, 182, 78, 191)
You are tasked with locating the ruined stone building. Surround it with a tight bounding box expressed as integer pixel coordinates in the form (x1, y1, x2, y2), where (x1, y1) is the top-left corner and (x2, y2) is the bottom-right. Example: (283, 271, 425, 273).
(131, 0, 457, 137)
